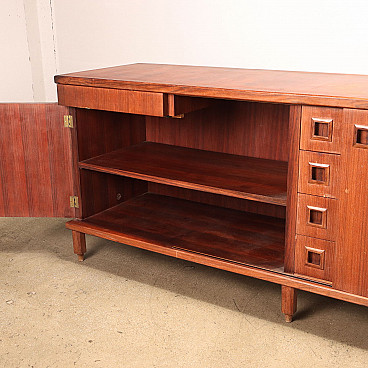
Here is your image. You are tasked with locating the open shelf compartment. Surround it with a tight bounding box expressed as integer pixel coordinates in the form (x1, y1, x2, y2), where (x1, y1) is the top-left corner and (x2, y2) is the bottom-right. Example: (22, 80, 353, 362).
(67, 193, 285, 272)
(79, 142, 288, 206)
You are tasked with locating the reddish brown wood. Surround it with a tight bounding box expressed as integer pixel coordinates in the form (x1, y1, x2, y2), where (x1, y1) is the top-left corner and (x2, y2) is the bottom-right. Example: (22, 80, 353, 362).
(146, 100, 289, 219)
(72, 108, 147, 218)
(57, 84, 165, 116)
(295, 235, 334, 282)
(298, 151, 340, 198)
(296, 194, 338, 241)
(148, 183, 286, 219)
(281, 286, 297, 322)
(80, 170, 147, 218)
(166, 94, 213, 117)
(284, 105, 302, 273)
(300, 106, 343, 154)
(0, 103, 74, 217)
(67, 193, 285, 271)
(72, 230, 86, 261)
(80, 142, 288, 206)
(335, 109, 368, 296)
(0, 104, 29, 216)
(75, 108, 146, 161)
(55, 63, 368, 109)
(54, 63, 368, 319)
(146, 100, 289, 161)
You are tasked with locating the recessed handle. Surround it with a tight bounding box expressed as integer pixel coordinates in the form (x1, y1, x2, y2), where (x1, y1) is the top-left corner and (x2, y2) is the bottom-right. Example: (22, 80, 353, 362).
(308, 162, 330, 185)
(354, 124, 368, 148)
(305, 246, 326, 270)
(307, 205, 327, 228)
(311, 118, 333, 142)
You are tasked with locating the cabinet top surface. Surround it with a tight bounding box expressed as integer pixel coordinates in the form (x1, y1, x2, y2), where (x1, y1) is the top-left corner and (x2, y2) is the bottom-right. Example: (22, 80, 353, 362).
(55, 63, 368, 108)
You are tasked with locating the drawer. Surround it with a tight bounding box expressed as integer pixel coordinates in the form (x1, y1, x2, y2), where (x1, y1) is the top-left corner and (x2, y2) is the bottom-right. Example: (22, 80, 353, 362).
(296, 194, 338, 241)
(57, 84, 212, 117)
(58, 84, 165, 116)
(298, 150, 341, 198)
(300, 106, 343, 154)
(295, 235, 334, 282)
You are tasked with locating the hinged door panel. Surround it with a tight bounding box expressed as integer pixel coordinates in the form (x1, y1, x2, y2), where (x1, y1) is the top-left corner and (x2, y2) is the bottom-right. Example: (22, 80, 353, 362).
(0, 103, 76, 217)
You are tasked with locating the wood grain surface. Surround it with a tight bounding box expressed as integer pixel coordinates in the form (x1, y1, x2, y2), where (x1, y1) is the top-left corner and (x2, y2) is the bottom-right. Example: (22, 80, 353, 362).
(55, 63, 368, 109)
(0, 103, 75, 217)
(79, 142, 288, 206)
(335, 108, 368, 296)
(67, 192, 286, 271)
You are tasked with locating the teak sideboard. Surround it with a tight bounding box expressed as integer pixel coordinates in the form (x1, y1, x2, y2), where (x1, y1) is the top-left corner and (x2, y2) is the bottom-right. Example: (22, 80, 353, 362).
(4, 63, 368, 322)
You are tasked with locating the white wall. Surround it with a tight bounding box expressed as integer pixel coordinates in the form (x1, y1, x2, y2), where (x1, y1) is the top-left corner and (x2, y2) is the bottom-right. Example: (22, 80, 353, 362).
(2, 0, 368, 102)
(0, 0, 34, 102)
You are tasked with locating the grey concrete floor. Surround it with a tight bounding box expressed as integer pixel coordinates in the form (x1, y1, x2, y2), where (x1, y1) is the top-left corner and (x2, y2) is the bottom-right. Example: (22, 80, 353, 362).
(1, 218, 368, 368)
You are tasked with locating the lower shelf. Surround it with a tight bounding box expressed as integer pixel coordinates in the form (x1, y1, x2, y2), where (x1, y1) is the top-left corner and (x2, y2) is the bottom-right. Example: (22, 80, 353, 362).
(67, 193, 285, 272)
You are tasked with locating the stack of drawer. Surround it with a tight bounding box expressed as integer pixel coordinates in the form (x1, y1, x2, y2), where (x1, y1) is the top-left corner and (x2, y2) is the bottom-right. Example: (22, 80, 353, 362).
(295, 106, 342, 283)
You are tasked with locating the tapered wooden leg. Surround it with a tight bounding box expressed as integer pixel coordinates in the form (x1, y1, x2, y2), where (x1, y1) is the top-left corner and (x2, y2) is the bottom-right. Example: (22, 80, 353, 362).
(281, 285, 297, 323)
(72, 231, 86, 262)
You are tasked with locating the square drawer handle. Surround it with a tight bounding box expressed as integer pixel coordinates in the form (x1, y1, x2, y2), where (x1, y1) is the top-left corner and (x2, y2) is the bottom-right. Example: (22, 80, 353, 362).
(308, 162, 330, 185)
(354, 124, 368, 148)
(305, 246, 326, 270)
(311, 118, 333, 142)
(307, 205, 327, 228)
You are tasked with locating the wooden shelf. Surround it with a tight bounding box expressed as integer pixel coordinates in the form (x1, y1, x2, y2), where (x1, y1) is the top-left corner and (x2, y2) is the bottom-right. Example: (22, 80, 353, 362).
(79, 142, 288, 206)
(66, 193, 285, 272)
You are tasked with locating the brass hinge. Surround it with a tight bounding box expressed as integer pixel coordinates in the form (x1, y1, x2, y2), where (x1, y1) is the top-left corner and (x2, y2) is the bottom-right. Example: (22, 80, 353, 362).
(69, 196, 79, 208)
(64, 115, 73, 128)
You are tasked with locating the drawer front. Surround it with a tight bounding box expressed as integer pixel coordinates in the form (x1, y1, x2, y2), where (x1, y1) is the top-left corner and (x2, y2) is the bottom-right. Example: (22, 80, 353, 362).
(300, 106, 343, 154)
(57, 84, 165, 116)
(296, 194, 338, 241)
(295, 235, 334, 282)
(298, 151, 341, 198)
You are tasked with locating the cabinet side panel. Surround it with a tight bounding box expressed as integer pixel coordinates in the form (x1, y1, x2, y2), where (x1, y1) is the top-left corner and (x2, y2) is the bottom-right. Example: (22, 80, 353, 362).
(335, 109, 368, 296)
(0, 103, 74, 217)
(74, 109, 147, 218)
(284, 105, 302, 273)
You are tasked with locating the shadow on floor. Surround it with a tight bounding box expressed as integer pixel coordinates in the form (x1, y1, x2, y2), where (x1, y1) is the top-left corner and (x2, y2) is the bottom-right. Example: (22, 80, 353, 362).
(1, 217, 367, 350)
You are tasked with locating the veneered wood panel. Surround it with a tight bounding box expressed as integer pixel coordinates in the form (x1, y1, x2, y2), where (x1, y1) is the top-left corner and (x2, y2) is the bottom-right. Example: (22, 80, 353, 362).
(80, 142, 288, 206)
(146, 100, 289, 161)
(295, 235, 335, 282)
(335, 109, 368, 296)
(298, 150, 341, 198)
(0, 104, 29, 216)
(0, 103, 75, 217)
(300, 106, 343, 154)
(148, 183, 286, 219)
(57, 84, 165, 116)
(284, 105, 302, 273)
(67, 193, 285, 272)
(296, 194, 338, 241)
(55, 63, 368, 109)
(72, 108, 147, 218)
(75, 109, 146, 162)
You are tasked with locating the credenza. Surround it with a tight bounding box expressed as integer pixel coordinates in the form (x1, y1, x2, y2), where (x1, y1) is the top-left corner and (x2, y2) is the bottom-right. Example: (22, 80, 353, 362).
(53, 64, 368, 321)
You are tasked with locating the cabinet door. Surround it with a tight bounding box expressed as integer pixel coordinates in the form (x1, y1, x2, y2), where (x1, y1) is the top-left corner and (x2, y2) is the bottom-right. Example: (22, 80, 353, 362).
(0, 103, 76, 217)
(335, 108, 368, 296)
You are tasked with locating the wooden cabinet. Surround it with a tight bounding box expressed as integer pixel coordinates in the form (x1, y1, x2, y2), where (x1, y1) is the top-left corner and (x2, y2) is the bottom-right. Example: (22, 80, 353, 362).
(2, 63, 368, 322)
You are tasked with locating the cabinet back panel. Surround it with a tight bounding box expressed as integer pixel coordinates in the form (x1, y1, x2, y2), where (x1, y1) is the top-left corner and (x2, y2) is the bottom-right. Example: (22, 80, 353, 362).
(147, 100, 288, 218)
(148, 183, 286, 219)
(146, 100, 289, 161)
